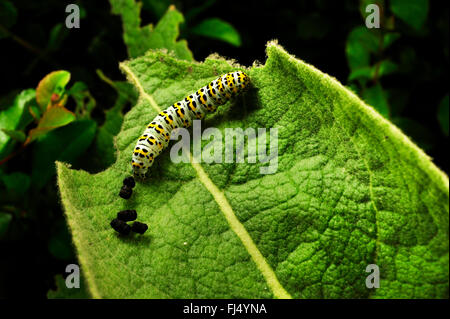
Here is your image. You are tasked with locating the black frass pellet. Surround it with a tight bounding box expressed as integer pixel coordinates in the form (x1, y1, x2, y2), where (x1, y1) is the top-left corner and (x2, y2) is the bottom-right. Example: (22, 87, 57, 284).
(123, 176, 136, 188)
(131, 221, 148, 234)
(117, 209, 137, 222)
(119, 185, 132, 199)
(110, 218, 131, 235)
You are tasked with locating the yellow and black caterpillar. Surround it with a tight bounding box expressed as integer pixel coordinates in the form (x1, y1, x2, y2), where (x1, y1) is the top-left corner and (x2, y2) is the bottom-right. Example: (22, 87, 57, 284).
(131, 71, 250, 179)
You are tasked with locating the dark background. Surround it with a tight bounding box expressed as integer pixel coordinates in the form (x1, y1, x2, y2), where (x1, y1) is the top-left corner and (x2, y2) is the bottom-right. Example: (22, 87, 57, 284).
(0, 0, 448, 298)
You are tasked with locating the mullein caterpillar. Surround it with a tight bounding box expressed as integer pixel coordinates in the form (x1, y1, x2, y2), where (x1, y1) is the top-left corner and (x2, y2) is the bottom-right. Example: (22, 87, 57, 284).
(131, 71, 250, 179)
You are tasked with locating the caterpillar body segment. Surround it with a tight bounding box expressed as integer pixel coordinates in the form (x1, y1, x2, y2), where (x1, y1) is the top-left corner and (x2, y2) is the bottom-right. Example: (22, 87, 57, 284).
(132, 71, 250, 179)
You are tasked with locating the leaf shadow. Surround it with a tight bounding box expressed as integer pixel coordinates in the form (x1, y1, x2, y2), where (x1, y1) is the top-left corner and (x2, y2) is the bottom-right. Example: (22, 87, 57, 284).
(115, 232, 153, 245)
(206, 87, 261, 127)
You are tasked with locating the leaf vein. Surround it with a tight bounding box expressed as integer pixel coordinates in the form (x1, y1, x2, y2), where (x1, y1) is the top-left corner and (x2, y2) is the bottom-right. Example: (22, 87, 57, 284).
(122, 64, 292, 299)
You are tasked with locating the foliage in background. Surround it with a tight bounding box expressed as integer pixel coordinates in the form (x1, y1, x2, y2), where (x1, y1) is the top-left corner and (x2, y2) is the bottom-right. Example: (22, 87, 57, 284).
(0, 70, 96, 189)
(141, 0, 241, 47)
(347, 0, 448, 150)
(109, 1, 193, 59)
(95, 70, 138, 168)
(110, 0, 241, 59)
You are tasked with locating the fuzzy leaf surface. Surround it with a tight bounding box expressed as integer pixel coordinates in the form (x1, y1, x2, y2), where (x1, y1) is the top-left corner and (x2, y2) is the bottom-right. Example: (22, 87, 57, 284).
(57, 43, 449, 298)
(110, 0, 192, 60)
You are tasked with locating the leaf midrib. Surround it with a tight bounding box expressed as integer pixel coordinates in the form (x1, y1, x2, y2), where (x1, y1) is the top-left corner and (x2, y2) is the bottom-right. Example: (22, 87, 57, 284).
(119, 62, 292, 299)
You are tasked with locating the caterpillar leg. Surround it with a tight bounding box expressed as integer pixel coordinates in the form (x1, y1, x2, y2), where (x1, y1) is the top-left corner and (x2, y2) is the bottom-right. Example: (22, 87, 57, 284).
(132, 160, 148, 180)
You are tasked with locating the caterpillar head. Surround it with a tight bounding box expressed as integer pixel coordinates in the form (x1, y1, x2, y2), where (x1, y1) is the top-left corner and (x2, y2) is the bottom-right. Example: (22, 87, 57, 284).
(237, 71, 250, 90)
(131, 160, 147, 180)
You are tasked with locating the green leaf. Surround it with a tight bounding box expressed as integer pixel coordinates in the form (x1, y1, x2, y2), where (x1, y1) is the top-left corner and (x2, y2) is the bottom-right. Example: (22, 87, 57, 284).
(390, 0, 429, 31)
(346, 26, 380, 71)
(0, 0, 17, 39)
(32, 120, 97, 189)
(437, 95, 449, 136)
(348, 66, 373, 82)
(110, 0, 193, 60)
(57, 42, 448, 298)
(183, 0, 216, 22)
(376, 60, 398, 77)
(141, 0, 170, 19)
(0, 89, 36, 159)
(362, 83, 390, 118)
(36, 70, 71, 112)
(68, 81, 96, 118)
(348, 60, 398, 82)
(383, 32, 401, 49)
(348, 60, 398, 81)
(68, 81, 89, 99)
(1, 171, 31, 195)
(47, 23, 69, 51)
(26, 105, 76, 144)
(1, 129, 26, 143)
(25, 102, 41, 123)
(191, 18, 242, 47)
(0, 212, 12, 238)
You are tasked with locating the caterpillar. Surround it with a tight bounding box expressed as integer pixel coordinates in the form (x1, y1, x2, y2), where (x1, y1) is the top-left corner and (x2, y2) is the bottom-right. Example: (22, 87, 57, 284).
(131, 71, 250, 179)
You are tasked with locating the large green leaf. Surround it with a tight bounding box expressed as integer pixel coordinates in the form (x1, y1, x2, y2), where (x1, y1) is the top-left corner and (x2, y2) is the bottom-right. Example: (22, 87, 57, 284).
(57, 42, 449, 298)
(110, 0, 192, 60)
